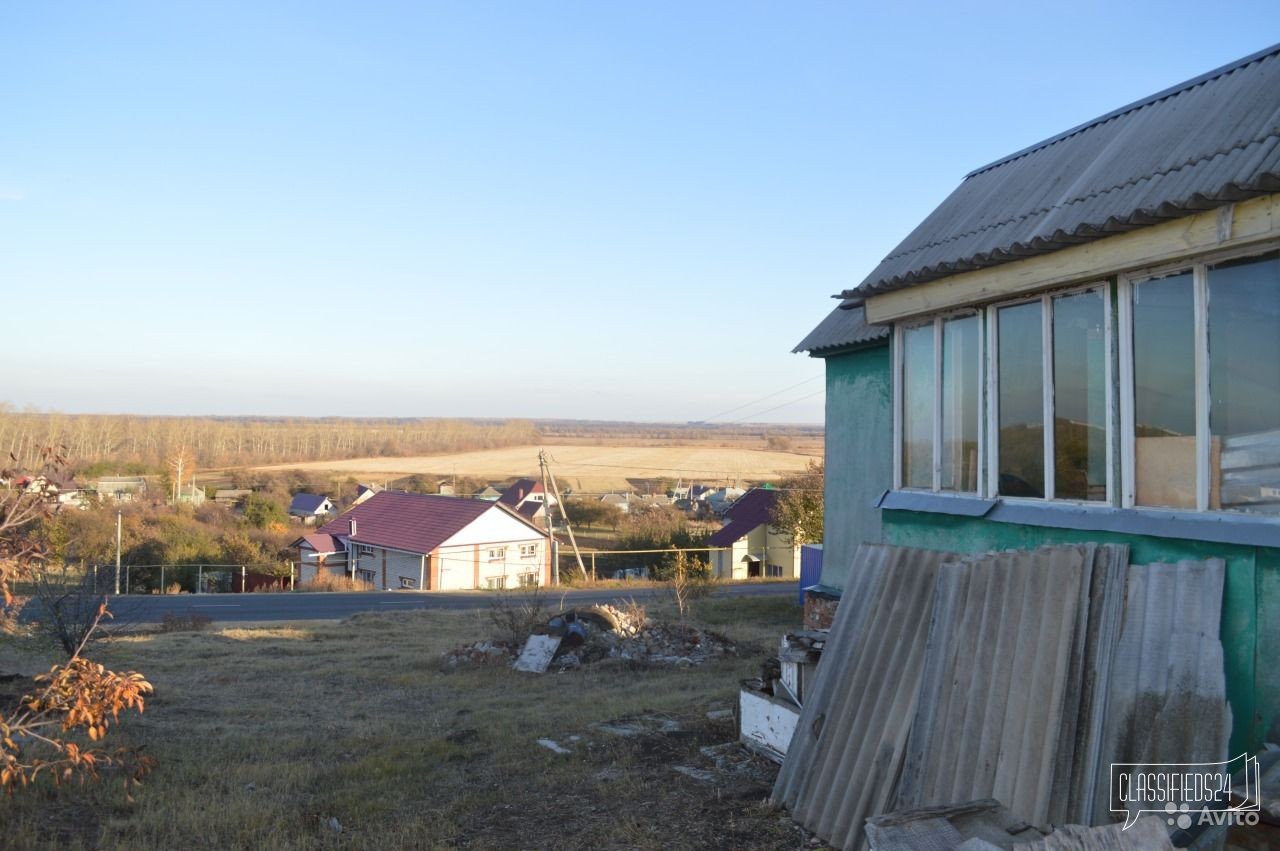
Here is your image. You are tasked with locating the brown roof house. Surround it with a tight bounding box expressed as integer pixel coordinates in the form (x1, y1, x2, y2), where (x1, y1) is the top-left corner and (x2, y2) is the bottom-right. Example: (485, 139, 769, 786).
(295, 491, 551, 591)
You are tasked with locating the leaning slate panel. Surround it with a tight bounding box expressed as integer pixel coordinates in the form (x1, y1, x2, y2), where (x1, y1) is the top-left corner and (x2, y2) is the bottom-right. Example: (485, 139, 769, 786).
(772, 543, 955, 851)
(1093, 558, 1230, 824)
(893, 545, 1129, 828)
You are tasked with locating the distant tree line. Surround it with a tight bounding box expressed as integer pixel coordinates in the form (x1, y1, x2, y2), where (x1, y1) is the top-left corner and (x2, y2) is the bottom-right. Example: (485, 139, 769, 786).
(0, 408, 538, 473)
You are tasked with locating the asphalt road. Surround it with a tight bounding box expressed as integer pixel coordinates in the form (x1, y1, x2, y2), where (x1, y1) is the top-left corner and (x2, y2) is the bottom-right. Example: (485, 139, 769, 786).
(79, 581, 796, 623)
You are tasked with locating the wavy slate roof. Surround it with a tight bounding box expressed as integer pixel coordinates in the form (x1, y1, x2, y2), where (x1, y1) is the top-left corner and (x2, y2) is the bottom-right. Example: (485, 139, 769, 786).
(792, 300, 889, 355)
(315, 491, 495, 555)
(847, 42, 1280, 297)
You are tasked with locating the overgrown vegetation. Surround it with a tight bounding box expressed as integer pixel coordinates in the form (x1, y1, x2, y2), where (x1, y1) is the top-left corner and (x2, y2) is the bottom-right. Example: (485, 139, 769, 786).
(769, 460, 824, 545)
(0, 448, 154, 795)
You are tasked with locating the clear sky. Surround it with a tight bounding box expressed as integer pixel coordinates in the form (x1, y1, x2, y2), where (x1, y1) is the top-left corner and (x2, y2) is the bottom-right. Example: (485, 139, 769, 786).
(2, 3, 1276, 424)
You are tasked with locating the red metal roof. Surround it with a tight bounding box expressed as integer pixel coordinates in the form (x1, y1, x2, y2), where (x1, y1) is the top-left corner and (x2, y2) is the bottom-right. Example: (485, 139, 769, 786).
(706, 488, 778, 547)
(315, 491, 496, 555)
(299, 533, 342, 554)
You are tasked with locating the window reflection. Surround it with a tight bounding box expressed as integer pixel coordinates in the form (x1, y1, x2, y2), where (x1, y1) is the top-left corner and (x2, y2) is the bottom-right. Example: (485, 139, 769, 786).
(1132, 272, 1196, 509)
(1210, 252, 1280, 514)
(902, 324, 934, 488)
(941, 315, 980, 492)
(1053, 290, 1107, 500)
(998, 302, 1044, 497)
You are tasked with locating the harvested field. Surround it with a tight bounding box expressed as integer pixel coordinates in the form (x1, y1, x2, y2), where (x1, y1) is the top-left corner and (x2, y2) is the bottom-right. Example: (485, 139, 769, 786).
(0, 596, 808, 850)
(257, 444, 820, 492)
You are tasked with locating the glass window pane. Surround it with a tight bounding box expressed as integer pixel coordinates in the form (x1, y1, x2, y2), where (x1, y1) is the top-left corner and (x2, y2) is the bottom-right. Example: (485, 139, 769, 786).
(1132, 272, 1196, 509)
(998, 302, 1044, 497)
(1053, 290, 1108, 501)
(902, 323, 935, 489)
(1209, 252, 1280, 514)
(941, 315, 980, 492)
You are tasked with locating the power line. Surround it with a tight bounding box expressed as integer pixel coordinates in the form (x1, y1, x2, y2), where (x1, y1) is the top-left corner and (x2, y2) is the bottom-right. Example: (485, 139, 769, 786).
(724, 388, 826, 424)
(700, 375, 823, 422)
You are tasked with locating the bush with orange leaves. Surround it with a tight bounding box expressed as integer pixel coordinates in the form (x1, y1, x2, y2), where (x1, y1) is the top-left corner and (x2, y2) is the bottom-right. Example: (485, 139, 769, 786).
(1, 447, 155, 795)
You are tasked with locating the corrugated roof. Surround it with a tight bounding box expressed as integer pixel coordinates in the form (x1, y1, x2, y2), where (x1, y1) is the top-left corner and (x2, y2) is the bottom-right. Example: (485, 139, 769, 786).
(792, 301, 890, 355)
(848, 42, 1280, 296)
(288, 493, 330, 514)
(1095, 558, 1229, 824)
(894, 545, 1129, 828)
(315, 491, 494, 555)
(706, 487, 778, 547)
(771, 544, 954, 851)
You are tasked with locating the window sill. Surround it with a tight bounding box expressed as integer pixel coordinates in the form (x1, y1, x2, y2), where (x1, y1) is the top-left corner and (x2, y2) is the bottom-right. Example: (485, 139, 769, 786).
(876, 490, 1280, 549)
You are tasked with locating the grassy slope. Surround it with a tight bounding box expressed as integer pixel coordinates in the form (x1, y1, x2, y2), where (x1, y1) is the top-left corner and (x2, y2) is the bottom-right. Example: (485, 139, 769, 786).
(1, 596, 804, 851)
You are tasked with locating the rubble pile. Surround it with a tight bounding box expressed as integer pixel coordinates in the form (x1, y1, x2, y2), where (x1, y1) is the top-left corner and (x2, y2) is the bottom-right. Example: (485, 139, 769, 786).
(441, 639, 515, 668)
(571, 619, 737, 669)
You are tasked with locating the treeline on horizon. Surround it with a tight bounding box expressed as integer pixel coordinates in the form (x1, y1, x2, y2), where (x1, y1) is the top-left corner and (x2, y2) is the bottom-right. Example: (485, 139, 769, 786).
(0, 409, 539, 474)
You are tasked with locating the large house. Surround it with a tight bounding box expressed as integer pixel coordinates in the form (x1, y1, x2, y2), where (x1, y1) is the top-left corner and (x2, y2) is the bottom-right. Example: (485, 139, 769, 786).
(295, 490, 551, 591)
(497, 478, 557, 514)
(795, 44, 1280, 755)
(706, 488, 800, 579)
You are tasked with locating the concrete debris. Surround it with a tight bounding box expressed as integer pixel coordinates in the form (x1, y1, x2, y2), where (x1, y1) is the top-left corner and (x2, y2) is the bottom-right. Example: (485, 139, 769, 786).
(593, 715, 682, 737)
(864, 798, 1046, 850)
(1022, 817, 1173, 850)
(536, 738, 572, 755)
(326, 817, 342, 833)
(706, 708, 735, 722)
(673, 765, 716, 783)
(441, 604, 734, 673)
(440, 639, 514, 668)
(513, 634, 562, 673)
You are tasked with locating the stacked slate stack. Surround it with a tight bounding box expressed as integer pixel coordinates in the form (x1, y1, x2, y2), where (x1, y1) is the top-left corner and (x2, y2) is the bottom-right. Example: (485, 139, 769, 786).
(771, 543, 1232, 851)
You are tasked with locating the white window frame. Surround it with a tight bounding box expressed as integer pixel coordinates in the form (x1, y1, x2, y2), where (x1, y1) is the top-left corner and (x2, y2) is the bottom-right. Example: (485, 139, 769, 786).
(1118, 241, 1280, 514)
(486, 575, 506, 590)
(519, 543, 537, 559)
(893, 310, 984, 494)
(487, 546, 506, 561)
(518, 572, 539, 588)
(984, 281, 1113, 503)
(399, 576, 416, 589)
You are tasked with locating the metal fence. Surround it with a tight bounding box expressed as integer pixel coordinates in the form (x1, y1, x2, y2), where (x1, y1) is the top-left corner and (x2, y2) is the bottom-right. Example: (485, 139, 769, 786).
(84, 563, 298, 595)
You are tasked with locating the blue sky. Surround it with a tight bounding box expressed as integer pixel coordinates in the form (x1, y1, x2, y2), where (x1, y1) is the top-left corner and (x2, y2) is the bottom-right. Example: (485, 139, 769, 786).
(2, 3, 1275, 423)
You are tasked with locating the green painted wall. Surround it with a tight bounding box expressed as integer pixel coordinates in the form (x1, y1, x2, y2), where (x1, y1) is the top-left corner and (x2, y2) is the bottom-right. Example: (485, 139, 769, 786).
(818, 339, 1278, 755)
(818, 343, 892, 590)
(879, 509, 1275, 756)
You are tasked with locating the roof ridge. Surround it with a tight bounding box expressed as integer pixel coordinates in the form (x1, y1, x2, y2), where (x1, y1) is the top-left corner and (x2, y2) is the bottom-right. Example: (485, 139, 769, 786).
(874, 129, 1280, 269)
(964, 42, 1280, 179)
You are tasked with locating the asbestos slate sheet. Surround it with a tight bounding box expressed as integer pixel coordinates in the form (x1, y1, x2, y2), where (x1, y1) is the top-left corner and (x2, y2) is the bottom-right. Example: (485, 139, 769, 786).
(771, 544, 955, 851)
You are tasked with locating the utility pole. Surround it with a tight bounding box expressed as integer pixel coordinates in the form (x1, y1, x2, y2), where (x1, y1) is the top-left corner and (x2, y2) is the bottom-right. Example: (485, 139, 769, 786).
(114, 510, 122, 595)
(540, 450, 587, 581)
(538, 451, 559, 584)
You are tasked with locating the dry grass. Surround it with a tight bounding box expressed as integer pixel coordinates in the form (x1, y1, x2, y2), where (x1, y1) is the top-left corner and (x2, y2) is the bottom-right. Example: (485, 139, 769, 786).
(255, 444, 819, 492)
(0, 596, 806, 850)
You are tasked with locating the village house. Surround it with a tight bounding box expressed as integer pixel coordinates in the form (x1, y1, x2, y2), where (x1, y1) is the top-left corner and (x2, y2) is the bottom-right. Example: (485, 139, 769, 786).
(214, 488, 253, 508)
(795, 44, 1280, 755)
(707, 487, 800, 579)
(497, 477, 557, 514)
(474, 485, 503, 501)
(295, 490, 551, 591)
(95, 475, 147, 502)
(288, 492, 334, 525)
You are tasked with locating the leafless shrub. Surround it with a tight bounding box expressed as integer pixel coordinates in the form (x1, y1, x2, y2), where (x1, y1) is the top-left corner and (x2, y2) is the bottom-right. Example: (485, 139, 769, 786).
(31, 569, 110, 657)
(487, 583, 552, 648)
(298, 573, 373, 593)
(664, 551, 717, 624)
